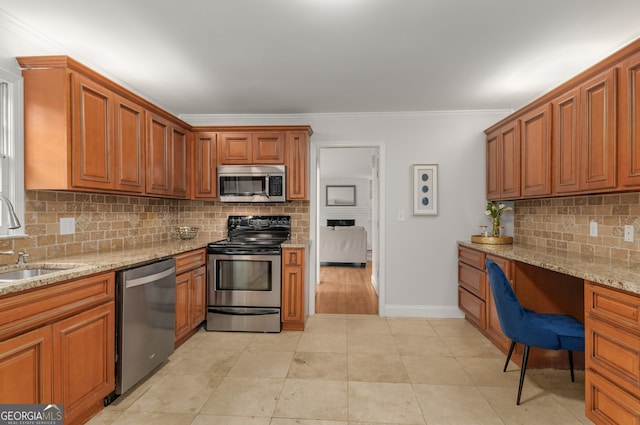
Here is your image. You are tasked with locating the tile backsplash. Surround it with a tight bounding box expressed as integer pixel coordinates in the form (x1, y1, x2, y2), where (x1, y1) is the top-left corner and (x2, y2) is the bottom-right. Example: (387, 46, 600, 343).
(514, 192, 640, 262)
(0, 191, 309, 262)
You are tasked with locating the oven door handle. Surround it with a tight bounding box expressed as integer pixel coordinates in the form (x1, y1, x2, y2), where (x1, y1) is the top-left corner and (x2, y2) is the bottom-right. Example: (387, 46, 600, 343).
(208, 307, 280, 316)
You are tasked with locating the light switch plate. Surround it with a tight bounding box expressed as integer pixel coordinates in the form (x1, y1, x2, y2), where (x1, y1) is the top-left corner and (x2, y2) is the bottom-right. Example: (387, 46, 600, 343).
(398, 210, 405, 222)
(60, 217, 75, 235)
(590, 221, 598, 237)
(624, 225, 634, 242)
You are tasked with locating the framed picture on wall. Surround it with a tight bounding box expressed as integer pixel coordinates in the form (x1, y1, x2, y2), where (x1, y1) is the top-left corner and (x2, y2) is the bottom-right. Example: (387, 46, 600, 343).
(326, 185, 356, 206)
(413, 164, 438, 215)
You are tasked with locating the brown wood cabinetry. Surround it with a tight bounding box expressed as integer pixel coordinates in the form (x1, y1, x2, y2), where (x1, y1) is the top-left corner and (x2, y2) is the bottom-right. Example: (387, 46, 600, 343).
(192, 132, 218, 199)
(585, 282, 640, 424)
(619, 51, 640, 188)
(146, 112, 190, 198)
(485, 120, 520, 200)
(553, 87, 581, 193)
(0, 272, 115, 425)
(285, 131, 309, 200)
(217, 132, 285, 165)
(282, 247, 305, 331)
(174, 249, 206, 346)
(521, 104, 552, 197)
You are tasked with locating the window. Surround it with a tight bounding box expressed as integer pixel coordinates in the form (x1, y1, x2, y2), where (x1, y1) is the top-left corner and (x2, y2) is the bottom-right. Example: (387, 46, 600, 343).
(0, 69, 25, 237)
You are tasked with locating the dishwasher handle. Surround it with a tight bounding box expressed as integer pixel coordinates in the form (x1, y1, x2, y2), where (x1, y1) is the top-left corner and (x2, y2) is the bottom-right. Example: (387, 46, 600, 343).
(125, 266, 176, 289)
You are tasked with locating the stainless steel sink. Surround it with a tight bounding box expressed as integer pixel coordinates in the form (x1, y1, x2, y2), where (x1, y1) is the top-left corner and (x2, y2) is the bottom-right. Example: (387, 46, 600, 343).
(0, 266, 73, 281)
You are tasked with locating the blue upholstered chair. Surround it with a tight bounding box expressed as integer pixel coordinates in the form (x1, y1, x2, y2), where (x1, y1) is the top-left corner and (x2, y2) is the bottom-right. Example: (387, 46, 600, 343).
(485, 258, 585, 405)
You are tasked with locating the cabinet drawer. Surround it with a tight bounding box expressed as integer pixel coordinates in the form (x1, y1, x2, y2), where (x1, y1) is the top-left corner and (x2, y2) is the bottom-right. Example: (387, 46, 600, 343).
(586, 283, 640, 332)
(458, 262, 486, 300)
(0, 272, 114, 341)
(458, 287, 486, 330)
(586, 370, 640, 425)
(458, 247, 485, 269)
(175, 249, 206, 274)
(586, 316, 640, 395)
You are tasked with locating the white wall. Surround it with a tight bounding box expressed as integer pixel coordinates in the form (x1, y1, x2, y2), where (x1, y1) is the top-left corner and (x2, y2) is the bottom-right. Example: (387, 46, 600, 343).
(186, 111, 510, 317)
(320, 177, 372, 248)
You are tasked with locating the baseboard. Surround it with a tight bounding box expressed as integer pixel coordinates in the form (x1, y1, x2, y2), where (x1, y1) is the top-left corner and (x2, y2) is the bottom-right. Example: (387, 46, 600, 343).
(383, 305, 465, 318)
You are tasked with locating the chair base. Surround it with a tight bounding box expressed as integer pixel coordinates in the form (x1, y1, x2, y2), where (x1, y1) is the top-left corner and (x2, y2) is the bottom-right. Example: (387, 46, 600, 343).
(504, 341, 576, 405)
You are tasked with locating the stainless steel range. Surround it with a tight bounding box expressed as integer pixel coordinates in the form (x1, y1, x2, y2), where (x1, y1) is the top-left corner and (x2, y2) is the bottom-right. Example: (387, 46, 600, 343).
(206, 215, 290, 333)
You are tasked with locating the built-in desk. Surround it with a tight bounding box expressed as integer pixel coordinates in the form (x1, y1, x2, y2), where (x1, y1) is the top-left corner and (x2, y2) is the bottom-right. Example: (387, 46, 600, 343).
(457, 241, 640, 424)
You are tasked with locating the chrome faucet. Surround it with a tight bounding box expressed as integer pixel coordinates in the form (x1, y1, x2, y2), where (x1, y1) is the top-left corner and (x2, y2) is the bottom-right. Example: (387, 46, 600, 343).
(0, 193, 21, 229)
(17, 251, 28, 265)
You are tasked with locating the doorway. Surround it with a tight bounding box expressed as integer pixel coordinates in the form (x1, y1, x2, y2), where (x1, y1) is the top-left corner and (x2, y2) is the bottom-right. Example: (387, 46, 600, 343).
(308, 143, 385, 317)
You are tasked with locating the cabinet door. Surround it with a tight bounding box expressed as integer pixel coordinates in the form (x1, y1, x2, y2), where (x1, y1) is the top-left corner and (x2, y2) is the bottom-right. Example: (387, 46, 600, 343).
(619, 51, 640, 188)
(114, 95, 145, 193)
(521, 104, 552, 197)
(253, 132, 285, 163)
(499, 121, 521, 199)
(52, 302, 114, 425)
(192, 132, 218, 199)
(285, 132, 309, 200)
(0, 326, 52, 403)
(218, 133, 252, 164)
(581, 68, 617, 191)
(146, 113, 171, 195)
(485, 130, 500, 200)
(553, 87, 581, 194)
(485, 256, 513, 351)
(282, 248, 305, 330)
(175, 272, 191, 342)
(190, 266, 206, 329)
(171, 126, 189, 198)
(71, 73, 113, 190)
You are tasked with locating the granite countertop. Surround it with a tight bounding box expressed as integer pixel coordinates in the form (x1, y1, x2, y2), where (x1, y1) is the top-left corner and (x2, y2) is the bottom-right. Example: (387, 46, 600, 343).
(458, 240, 640, 296)
(0, 235, 311, 297)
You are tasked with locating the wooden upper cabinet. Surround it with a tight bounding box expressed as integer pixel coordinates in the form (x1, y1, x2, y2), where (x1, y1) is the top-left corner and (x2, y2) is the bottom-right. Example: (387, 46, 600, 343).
(192, 132, 217, 199)
(619, 51, 640, 188)
(114, 94, 145, 193)
(553, 87, 581, 194)
(218, 132, 285, 164)
(485, 120, 520, 200)
(581, 68, 617, 191)
(145, 113, 189, 198)
(285, 131, 309, 200)
(253, 132, 285, 163)
(521, 104, 552, 197)
(217, 133, 252, 164)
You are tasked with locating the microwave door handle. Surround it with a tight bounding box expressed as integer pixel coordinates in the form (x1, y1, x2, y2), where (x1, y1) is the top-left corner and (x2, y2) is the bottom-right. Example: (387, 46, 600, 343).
(264, 176, 270, 199)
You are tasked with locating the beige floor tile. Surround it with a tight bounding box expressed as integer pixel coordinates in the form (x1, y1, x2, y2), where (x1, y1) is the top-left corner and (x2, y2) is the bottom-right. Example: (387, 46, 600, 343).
(104, 365, 168, 411)
(227, 350, 294, 378)
(393, 334, 452, 357)
(413, 384, 504, 425)
(527, 368, 585, 388)
(128, 373, 222, 414)
(169, 348, 241, 376)
(297, 332, 347, 353)
(196, 331, 255, 351)
(347, 334, 399, 355)
(386, 318, 437, 336)
(274, 379, 348, 421)
(348, 353, 409, 383)
(549, 387, 593, 425)
(428, 318, 484, 337)
(200, 377, 283, 417)
(270, 419, 347, 425)
(479, 385, 585, 424)
(246, 331, 302, 351)
(346, 314, 381, 320)
(190, 414, 271, 424)
(441, 336, 504, 358)
(305, 316, 348, 333)
(402, 356, 473, 385)
(348, 381, 425, 424)
(347, 318, 391, 334)
(86, 411, 195, 425)
(458, 357, 528, 388)
(85, 408, 123, 425)
(287, 352, 348, 380)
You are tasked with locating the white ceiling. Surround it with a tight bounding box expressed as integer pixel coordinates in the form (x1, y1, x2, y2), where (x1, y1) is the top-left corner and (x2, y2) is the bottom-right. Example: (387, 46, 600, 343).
(2, 1, 640, 116)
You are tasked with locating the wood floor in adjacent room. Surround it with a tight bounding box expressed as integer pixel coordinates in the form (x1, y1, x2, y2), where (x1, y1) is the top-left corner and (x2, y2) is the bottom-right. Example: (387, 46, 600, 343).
(315, 262, 378, 315)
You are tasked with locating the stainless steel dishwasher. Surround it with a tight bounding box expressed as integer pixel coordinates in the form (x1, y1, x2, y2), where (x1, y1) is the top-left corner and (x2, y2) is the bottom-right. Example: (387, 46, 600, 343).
(115, 258, 176, 395)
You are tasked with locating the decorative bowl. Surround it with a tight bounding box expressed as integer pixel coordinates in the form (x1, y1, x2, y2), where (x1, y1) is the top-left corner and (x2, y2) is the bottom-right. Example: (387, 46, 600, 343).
(176, 226, 199, 240)
(471, 235, 513, 245)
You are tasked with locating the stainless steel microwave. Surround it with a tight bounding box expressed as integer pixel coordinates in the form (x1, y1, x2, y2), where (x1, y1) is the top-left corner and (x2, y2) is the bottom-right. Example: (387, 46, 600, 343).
(218, 165, 286, 202)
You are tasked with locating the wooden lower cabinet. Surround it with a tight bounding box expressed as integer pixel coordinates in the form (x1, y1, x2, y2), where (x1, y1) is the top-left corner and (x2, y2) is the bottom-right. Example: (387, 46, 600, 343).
(282, 247, 305, 331)
(0, 271, 115, 425)
(174, 249, 206, 346)
(585, 282, 640, 424)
